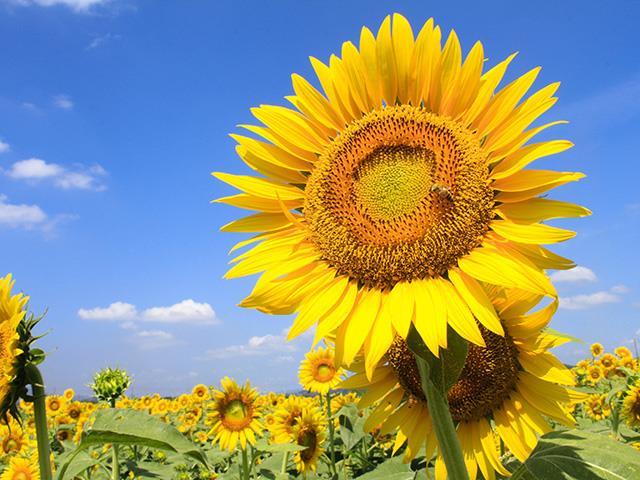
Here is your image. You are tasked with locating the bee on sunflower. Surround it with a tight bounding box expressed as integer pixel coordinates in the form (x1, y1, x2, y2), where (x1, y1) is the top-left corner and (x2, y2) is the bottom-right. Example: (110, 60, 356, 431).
(214, 13, 588, 377)
(340, 287, 585, 478)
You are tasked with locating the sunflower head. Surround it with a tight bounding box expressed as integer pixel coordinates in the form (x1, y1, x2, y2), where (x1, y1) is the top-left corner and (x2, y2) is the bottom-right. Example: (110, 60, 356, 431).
(586, 364, 604, 384)
(590, 342, 604, 357)
(0, 455, 40, 480)
(207, 377, 262, 451)
(615, 346, 633, 359)
(216, 13, 588, 374)
(271, 396, 312, 443)
(291, 407, 327, 473)
(623, 384, 640, 427)
(585, 393, 611, 421)
(191, 384, 211, 402)
(0, 274, 48, 425)
(298, 346, 344, 394)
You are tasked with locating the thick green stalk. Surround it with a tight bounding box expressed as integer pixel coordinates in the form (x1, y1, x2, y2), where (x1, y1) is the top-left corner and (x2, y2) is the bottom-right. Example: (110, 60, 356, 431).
(109, 398, 120, 480)
(325, 391, 338, 476)
(26, 364, 53, 480)
(241, 446, 250, 480)
(280, 451, 289, 474)
(414, 358, 469, 480)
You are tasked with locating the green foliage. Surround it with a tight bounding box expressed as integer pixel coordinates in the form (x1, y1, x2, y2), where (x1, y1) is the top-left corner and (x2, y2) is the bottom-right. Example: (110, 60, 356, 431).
(508, 429, 640, 479)
(57, 408, 209, 479)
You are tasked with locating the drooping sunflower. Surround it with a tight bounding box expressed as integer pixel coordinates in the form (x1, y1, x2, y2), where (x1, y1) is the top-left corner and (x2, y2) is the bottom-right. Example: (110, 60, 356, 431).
(206, 377, 263, 451)
(291, 407, 327, 474)
(0, 455, 40, 480)
(0, 274, 28, 419)
(340, 287, 585, 478)
(299, 346, 344, 394)
(214, 14, 588, 373)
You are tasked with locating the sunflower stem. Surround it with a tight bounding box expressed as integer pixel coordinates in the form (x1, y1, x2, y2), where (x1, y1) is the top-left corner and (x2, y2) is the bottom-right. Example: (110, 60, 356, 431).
(280, 451, 289, 474)
(241, 446, 250, 480)
(109, 398, 120, 479)
(26, 364, 53, 480)
(325, 391, 338, 476)
(414, 356, 469, 480)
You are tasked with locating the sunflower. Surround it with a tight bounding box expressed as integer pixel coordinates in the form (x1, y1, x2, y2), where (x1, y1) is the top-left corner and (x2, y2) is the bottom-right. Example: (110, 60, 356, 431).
(598, 353, 617, 374)
(299, 346, 344, 394)
(623, 385, 640, 427)
(0, 455, 40, 480)
(0, 275, 28, 414)
(207, 377, 263, 451)
(45, 395, 67, 416)
(63, 388, 75, 401)
(586, 364, 603, 384)
(291, 407, 327, 473)
(191, 384, 210, 402)
(585, 394, 611, 421)
(340, 287, 584, 477)
(615, 346, 633, 359)
(214, 14, 588, 374)
(590, 342, 604, 357)
(271, 396, 312, 443)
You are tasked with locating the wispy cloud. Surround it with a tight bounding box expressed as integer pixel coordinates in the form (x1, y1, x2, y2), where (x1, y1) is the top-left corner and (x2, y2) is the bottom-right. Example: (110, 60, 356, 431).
(0, 194, 48, 229)
(5, 158, 108, 191)
(560, 285, 630, 310)
(550, 266, 597, 283)
(205, 328, 312, 360)
(53, 94, 73, 110)
(133, 330, 178, 350)
(86, 33, 121, 50)
(78, 300, 219, 325)
(9, 0, 112, 13)
(0, 140, 9, 154)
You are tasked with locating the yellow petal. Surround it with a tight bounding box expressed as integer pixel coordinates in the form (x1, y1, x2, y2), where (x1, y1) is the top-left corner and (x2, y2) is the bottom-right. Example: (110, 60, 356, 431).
(385, 281, 414, 338)
(220, 212, 291, 233)
(291, 73, 343, 131)
(364, 292, 395, 379)
(341, 288, 382, 366)
(491, 220, 576, 244)
(449, 268, 503, 336)
(391, 13, 415, 104)
(496, 198, 591, 224)
(437, 279, 485, 347)
(491, 140, 573, 180)
(376, 15, 398, 106)
(213, 172, 304, 201)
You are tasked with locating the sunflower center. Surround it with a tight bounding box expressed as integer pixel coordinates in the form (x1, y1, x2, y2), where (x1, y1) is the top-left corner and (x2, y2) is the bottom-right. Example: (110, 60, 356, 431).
(298, 429, 318, 462)
(224, 399, 248, 422)
(387, 325, 521, 422)
(304, 105, 494, 289)
(13, 473, 30, 480)
(314, 362, 334, 382)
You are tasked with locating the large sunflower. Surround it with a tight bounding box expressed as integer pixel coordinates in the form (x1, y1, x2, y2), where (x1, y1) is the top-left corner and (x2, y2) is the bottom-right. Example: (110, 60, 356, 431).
(340, 287, 585, 479)
(214, 14, 588, 373)
(0, 455, 40, 480)
(299, 346, 344, 394)
(206, 377, 263, 451)
(0, 274, 28, 414)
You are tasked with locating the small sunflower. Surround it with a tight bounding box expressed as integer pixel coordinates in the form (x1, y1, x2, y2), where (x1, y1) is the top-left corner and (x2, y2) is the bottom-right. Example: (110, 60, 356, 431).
(598, 353, 618, 373)
(341, 287, 584, 477)
(46, 395, 67, 416)
(585, 394, 611, 421)
(63, 388, 75, 401)
(192, 384, 211, 402)
(291, 407, 327, 473)
(0, 455, 40, 480)
(207, 377, 263, 451)
(615, 346, 633, 359)
(590, 343, 604, 357)
(623, 385, 640, 427)
(215, 14, 588, 374)
(299, 346, 344, 394)
(586, 364, 604, 384)
(0, 274, 28, 419)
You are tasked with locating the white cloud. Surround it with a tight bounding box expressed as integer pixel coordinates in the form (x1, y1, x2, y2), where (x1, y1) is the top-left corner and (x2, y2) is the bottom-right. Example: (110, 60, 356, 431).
(550, 266, 597, 283)
(560, 285, 629, 310)
(205, 329, 300, 359)
(10, 0, 111, 12)
(0, 140, 9, 153)
(53, 94, 73, 110)
(141, 299, 218, 325)
(5, 158, 107, 191)
(0, 194, 48, 229)
(78, 299, 218, 325)
(78, 301, 138, 321)
(134, 330, 176, 350)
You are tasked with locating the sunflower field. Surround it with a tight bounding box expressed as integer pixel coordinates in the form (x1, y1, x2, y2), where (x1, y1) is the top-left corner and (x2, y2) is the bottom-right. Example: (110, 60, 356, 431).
(3, 11, 640, 480)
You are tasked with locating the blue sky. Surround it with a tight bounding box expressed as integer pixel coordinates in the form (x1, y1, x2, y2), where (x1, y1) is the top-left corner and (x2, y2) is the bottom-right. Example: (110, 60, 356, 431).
(1, 0, 639, 396)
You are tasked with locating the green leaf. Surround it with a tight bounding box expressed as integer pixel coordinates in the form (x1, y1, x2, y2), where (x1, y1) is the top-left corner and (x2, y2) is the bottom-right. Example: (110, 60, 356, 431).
(355, 457, 414, 479)
(54, 450, 101, 480)
(253, 437, 306, 452)
(124, 460, 177, 478)
(406, 325, 468, 393)
(510, 429, 640, 479)
(57, 408, 209, 479)
(338, 404, 367, 451)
